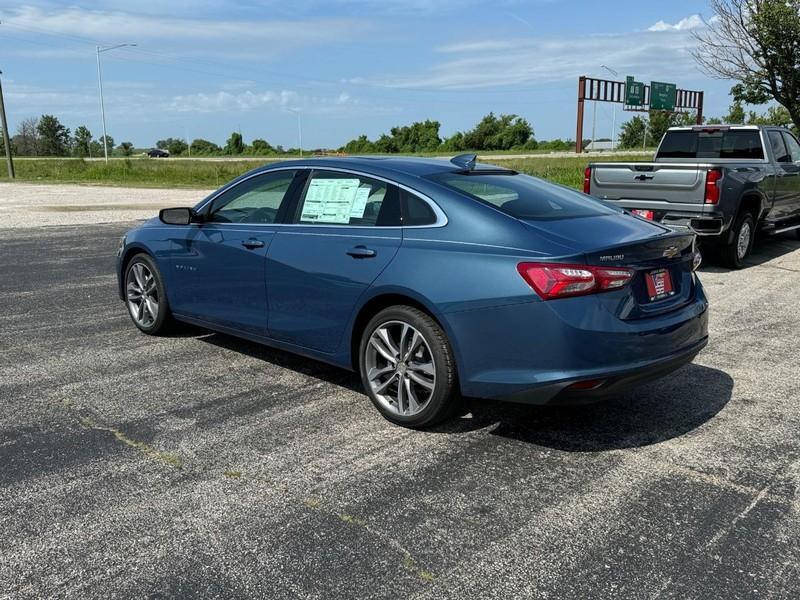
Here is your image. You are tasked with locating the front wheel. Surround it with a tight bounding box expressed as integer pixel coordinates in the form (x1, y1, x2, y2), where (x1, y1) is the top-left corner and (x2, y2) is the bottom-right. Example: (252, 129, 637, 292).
(124, 253, 173, 334)
(720, 211, 755, 269)
(359, 306, 459, 428)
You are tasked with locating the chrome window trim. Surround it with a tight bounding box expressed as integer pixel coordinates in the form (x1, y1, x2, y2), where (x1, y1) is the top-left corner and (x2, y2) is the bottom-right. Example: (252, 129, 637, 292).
(194, 165, 448, 229)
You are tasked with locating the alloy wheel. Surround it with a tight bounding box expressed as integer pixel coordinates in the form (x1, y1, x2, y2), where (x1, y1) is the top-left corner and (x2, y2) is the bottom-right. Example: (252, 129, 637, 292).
(126, 262, 159, 328)
(737, 221, 752, 259)
(365, 320, 436, 417)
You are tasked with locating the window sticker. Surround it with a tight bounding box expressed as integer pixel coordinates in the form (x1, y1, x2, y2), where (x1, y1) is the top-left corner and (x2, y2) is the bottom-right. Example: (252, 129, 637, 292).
(349, 186, 372, 217)
(300, 178, 362, 224)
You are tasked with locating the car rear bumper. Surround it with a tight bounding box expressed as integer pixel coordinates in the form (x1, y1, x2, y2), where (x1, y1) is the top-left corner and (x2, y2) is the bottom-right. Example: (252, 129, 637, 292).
(445, 280, 709, 404)
(495, 335, 707, 405)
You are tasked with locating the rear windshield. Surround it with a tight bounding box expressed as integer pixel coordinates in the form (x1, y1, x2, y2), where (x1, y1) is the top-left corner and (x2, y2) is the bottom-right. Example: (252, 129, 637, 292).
(657, 129, 764, 159)
(429, 172, 617, 220)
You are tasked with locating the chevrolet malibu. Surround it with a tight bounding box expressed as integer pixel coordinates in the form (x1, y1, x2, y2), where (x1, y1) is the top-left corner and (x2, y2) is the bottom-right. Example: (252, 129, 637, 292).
(116, 155, 709, 428)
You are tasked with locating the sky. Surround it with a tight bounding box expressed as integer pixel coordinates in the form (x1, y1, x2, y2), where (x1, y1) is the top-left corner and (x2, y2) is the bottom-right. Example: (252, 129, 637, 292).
(0, 0, 739, 149)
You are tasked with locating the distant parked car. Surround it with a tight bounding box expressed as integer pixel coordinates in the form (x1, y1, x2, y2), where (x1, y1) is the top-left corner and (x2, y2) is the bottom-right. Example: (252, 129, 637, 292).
(116, 155, 708, 428)
(147, 149, 169, 158)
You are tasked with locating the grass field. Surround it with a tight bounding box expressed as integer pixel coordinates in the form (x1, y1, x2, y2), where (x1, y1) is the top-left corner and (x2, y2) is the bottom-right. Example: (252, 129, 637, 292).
(0, 154, 650, 190)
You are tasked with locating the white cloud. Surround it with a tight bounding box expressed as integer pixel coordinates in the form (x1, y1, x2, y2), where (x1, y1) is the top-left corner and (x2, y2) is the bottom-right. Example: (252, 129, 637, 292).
(1, 5, 368, 51)
(648, 14, 705, 32)
(361, 22, 706, 90)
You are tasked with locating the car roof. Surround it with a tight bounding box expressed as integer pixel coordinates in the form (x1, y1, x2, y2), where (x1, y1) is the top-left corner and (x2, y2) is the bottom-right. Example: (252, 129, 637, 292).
(256, 156, 503, 179)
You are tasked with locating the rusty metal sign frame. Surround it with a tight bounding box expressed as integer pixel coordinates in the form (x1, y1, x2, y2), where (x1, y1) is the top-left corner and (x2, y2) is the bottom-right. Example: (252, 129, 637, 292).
(575, 75, 704, 153)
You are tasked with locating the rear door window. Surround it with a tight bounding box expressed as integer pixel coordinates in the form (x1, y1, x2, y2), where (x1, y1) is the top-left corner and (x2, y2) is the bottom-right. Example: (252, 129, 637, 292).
(294, 170, 401, 226)
(429, 172, 617, 220)
(782, 132, 800, 163)
(769, 131, 790, 163)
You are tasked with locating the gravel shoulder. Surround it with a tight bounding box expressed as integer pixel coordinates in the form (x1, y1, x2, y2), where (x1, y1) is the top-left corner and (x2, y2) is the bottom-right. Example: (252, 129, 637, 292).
(0, 182, 213, 228)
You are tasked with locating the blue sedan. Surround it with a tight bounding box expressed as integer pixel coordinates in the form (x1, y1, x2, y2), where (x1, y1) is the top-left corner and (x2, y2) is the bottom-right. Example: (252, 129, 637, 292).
(116, 154, 709, 428)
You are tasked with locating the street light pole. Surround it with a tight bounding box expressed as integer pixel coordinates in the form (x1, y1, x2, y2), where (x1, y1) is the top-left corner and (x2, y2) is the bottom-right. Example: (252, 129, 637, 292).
(601, 64, 619, 152)
(0, 70, 15, 179)
(96, 43, 136, 162)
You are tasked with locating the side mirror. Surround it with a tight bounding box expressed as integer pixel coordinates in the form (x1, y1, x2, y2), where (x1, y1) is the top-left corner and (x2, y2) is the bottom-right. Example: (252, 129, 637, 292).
(159, 207, 194, 225)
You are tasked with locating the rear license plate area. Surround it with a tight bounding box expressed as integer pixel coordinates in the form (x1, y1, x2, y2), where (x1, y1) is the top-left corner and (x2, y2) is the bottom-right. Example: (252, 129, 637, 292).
(645, 268, 675, 302)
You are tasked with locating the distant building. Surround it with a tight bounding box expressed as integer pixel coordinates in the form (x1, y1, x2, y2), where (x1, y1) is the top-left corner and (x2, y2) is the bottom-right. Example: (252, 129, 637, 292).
(585, 140, 616, 152)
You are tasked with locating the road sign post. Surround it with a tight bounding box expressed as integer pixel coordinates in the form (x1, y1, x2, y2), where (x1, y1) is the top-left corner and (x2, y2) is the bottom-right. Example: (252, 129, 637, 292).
(575, 75, 704, 153)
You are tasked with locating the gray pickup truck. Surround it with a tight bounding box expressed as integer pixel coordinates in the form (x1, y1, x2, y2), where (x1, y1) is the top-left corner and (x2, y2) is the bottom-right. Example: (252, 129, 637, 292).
(585, 125, 800, 268)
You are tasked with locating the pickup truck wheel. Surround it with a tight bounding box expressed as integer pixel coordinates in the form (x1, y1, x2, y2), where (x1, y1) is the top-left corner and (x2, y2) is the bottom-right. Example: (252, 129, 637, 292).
(721, 211, 755, 269)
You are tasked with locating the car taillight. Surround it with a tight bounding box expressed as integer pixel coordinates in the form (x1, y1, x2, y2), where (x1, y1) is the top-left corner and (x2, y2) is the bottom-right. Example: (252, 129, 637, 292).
(583, 167, 592, 194)
(704, 168, 723, 204)
(517, 262, 635, 300)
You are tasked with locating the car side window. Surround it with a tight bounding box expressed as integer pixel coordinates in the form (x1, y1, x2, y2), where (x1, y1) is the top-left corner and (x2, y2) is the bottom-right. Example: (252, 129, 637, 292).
(769, 131, 790, 163)
(782, 133, 800, 163)
(401, 189, 437, 226)
(208, 171, 297, 224)
(295, 170, 401, 226)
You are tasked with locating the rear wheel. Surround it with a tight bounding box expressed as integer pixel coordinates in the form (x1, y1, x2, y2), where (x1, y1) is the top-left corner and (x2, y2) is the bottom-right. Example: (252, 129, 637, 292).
(720, 211, 755, 269)
(124, 253, 172, 335)
(359, 306, 458, 428)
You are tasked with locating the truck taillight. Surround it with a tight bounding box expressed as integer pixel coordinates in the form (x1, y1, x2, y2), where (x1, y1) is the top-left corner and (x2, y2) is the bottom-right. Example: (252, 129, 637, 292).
(517, 263, 634, 300)
(704, 168, 723, 204)
(583, 167, 592, 194)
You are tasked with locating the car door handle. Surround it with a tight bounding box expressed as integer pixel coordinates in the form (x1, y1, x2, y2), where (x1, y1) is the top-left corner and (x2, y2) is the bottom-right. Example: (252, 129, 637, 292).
(241, 238, 265, 249)
(346, 245, 376, 258)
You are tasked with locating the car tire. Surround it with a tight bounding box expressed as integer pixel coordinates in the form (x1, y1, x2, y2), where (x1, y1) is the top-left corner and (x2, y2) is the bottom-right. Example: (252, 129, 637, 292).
(720, 210, 755, 269)
(124, 253, 173, 335)
(359, 305, 459, 428)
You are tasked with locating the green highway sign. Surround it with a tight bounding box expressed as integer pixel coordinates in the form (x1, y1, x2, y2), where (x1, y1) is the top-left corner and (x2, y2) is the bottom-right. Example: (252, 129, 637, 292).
(650, 81, 677, 111)
(625, 76, 644, 106)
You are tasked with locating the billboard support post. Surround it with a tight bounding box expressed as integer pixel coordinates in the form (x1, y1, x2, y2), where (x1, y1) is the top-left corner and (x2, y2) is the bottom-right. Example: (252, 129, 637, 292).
(575, 75, 704, 153)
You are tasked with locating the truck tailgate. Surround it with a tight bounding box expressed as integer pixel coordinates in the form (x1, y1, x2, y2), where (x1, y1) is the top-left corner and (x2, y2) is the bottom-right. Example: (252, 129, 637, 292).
(589, 162, 707, 205)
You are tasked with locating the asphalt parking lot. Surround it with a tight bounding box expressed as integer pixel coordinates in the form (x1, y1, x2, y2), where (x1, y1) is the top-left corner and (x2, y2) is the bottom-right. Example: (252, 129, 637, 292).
(2, 205, 800, 597)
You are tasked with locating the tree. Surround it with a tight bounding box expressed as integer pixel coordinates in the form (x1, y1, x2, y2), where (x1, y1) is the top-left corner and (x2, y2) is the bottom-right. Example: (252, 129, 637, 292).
(155, 137, 187, 155)
(100, 135, 114, 156)
(225, 131, 244, 155)
(388, 120, 441, 153)
(440, 132, 466, 152)
(462, 113, 533, 150)
(692, 0, 800, 131)
(73, 126, 93, 157)
(36, 115, 70, 156)
(725, 101, 746, 124)
(250, 138, 273, 154)
(118, 142, 134, 156)
(342, 134, 376, 154)
(619, 116, 648, 149)
(190, 138, 221, 154)
(12, 117, 39, 156)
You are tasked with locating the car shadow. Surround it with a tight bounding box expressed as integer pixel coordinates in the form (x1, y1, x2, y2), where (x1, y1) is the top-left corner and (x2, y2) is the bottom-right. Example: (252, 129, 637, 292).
(436, 363, 733, 451)
(192, 330, 363, 393)
(699, 231, 799, 272)
(185, 330, 732, 452)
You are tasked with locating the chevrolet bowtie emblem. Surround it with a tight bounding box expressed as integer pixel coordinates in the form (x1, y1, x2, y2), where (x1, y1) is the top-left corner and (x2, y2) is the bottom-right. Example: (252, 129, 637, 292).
(662, 246, 680, 259)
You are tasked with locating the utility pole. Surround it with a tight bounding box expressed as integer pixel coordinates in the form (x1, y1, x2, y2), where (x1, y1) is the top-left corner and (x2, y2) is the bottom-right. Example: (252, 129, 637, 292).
(0, 70, 14, 178)
(96, 43, 136, 162)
